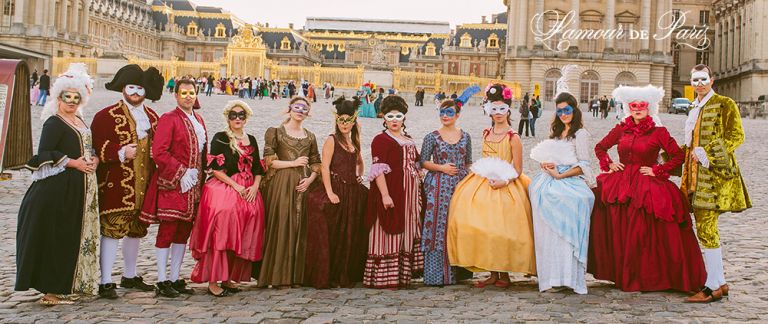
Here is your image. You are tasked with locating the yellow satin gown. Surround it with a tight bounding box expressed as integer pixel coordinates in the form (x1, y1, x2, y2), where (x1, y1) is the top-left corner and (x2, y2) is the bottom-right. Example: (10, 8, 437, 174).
(447, 132, 536, 274)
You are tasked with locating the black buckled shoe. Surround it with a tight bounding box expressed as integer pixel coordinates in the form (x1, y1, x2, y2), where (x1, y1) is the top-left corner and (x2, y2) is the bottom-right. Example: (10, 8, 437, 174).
(98, 283, 118, 299)
(171, 279, 195, 295)
(120, 276, 155, 292)
(155, 280, 180, 298)
(221, 284, 242, 294)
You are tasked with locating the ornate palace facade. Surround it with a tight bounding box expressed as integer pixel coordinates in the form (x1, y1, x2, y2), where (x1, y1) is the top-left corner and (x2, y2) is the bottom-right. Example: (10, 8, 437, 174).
(0, 0, 732, 102)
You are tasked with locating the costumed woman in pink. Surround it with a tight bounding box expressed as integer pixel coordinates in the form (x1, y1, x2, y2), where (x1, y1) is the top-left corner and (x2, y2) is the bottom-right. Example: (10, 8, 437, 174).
(588, 85, 706, 292)
(189, 100, 265, 296)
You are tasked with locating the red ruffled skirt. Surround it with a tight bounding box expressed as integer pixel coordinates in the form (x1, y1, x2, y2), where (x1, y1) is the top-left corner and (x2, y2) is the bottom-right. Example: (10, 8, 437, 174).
(587, 165, 706, 292)
(190, 172, 264, 283)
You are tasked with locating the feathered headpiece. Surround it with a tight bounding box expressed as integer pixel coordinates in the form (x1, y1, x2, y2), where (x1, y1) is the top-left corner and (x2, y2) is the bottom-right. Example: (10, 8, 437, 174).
(40, 63, 94, 121)
(611, 84, 665, 126)
(452, 85, 481, 109)
(555, 64, 579, 97)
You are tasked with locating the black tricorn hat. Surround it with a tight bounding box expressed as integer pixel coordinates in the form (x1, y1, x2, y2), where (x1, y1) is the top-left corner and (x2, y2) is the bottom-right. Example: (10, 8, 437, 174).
(105, 64, 165, 101)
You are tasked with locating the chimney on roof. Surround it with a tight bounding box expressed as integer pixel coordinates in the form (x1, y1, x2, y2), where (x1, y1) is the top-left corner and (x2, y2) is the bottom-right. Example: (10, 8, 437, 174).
(481, 16, 487, 24)
(289, 23, 294, 29)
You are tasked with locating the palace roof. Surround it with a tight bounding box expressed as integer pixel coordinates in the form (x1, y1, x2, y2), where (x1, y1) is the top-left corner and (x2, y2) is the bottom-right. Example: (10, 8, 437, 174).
(305, 17, 450, 35)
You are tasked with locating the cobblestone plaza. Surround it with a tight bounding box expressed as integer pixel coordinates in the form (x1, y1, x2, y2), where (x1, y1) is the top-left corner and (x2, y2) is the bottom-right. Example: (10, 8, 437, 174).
(0, 91, 766, 323)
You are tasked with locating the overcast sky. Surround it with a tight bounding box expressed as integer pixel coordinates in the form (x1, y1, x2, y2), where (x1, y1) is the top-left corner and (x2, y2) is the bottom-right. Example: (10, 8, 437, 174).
(189, 0, 507, 29)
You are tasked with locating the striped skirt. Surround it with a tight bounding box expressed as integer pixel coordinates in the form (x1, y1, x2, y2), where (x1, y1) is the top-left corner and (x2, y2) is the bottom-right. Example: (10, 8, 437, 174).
(363, 154, 423, 288)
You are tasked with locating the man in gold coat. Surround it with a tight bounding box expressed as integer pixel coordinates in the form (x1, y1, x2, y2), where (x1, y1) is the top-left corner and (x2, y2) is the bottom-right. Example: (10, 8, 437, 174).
(681, 64, 751, 303)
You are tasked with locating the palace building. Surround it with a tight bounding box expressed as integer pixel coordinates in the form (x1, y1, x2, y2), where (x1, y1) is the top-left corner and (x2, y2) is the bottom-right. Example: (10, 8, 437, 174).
(0, 0, 737, 103)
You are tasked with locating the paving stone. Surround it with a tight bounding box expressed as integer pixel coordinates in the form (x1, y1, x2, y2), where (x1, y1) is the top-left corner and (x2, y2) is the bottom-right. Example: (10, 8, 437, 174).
(1, 90, 766, 323)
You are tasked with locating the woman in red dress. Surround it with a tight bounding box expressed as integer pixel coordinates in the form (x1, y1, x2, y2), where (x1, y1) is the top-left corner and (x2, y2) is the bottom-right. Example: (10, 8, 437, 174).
(189, 100, 265, 296)
(588, 85, 706, 293)
(304, 97, 369, 289)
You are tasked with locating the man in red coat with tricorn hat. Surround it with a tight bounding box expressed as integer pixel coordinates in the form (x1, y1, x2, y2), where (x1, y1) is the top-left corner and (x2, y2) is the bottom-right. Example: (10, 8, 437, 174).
(91, 64, 164, 299)
(140, 78, 207, 298)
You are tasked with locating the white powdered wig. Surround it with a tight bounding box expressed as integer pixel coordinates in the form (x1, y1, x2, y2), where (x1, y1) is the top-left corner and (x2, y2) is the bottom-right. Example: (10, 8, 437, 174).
(555, 64, 579, 97)
(530, 139, 578, 166)
(40, 63, 94, 121)
(470, 157, 519, 182)
(611, 84, 665, 126)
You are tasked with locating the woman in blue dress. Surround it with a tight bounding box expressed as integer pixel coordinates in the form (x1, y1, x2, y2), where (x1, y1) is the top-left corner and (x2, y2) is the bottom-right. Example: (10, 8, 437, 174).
(528, 92, 595, 294)
(358, 86, 377, 118)
(419, 99, 473, 286)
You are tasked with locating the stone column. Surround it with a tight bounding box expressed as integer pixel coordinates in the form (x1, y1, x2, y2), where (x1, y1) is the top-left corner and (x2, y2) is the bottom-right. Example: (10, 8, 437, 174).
(33, 0, 44, 26)
(714, 21, 720, 72)
(506, 0, 517, 56)
(72, 0, 80, 35)
(81, 0, 90, 41)
(641, 0, 651, 52)
(517, 0, 528, 51)
(605, 0, 616, 51)
(60, 0, 69, 33)
(47, 0, 57, 36)
(12, 0, 26, 24)
(654, 0, 666, 54)
(570, 0, 580, 50)
(533, 0, 544, 48)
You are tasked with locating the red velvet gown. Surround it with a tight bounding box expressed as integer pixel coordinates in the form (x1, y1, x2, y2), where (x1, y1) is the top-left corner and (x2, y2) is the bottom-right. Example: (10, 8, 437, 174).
(588, 117, 706, 292)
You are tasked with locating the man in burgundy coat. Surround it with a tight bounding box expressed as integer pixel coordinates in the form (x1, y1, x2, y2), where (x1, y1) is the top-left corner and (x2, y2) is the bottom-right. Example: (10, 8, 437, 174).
(92, 64, 163, 299)
(141, 79, 207, 297)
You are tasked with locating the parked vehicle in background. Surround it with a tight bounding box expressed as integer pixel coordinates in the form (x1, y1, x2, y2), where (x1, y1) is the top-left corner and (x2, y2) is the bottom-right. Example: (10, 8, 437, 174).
(669, 98, 692, 115)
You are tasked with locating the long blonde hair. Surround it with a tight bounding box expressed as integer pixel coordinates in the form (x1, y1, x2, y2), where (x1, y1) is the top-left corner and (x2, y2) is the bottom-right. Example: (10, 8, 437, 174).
(222, 100, 253, 155)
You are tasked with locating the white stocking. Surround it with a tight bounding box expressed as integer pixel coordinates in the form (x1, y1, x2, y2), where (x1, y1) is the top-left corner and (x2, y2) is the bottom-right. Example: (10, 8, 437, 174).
(703, 248, 725, 290)
(156, 248, 169, 282)
(169, 243, 187, 281)
(100, 237, 120, 285)
(122, 237, 141, 278)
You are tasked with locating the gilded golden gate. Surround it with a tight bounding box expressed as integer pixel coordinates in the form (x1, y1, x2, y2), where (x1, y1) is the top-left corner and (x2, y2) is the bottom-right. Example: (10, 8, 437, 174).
(51, 57, 97, 77)
(128, 57, 221, 80)
(393, 68, 520, 99)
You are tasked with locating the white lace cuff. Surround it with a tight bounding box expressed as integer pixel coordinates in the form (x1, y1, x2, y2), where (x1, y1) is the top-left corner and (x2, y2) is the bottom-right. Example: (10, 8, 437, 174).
(118, 146, 127, 163)
(694, 147, 710, 169)
(31, 157, 70, 182)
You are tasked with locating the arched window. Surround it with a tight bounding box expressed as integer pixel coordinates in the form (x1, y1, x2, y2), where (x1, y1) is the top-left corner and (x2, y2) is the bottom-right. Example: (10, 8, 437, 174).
(579, 70, 600, 104)
(186, 21, 198, 37)
(425, 42, 436, 56)
(338, 43, 345, 52)
(280, 36, 291, 50)
(460, 33, 472, 48)
(544, 68, 562, 101)
(615, 71, 637, 88)
(487, 33, 499, 48)
(215, 23, 226, 38)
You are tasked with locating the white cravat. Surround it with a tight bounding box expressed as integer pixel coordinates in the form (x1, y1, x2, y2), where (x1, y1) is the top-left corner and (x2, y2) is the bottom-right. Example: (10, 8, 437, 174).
(185, 111, 206, 153)
(686, 89, 715, 168)
(685, 89, 714, 147)
(122, 99, 151, 140)
(118, 99, 153, 162)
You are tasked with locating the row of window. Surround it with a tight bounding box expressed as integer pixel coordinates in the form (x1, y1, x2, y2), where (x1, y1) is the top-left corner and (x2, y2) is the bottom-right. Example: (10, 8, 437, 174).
(542, 69, 637, 103)
(458, 32, 500, 48)
(186, 22, 228, 38)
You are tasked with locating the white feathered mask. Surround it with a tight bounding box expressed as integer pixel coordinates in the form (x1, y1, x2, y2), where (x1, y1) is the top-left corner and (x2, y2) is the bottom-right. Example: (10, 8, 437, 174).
(611, 85, 665, 126)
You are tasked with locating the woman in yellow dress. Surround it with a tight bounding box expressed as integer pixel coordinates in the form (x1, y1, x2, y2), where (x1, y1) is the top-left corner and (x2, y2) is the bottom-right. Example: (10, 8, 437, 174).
(447, 83, 536, 288)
